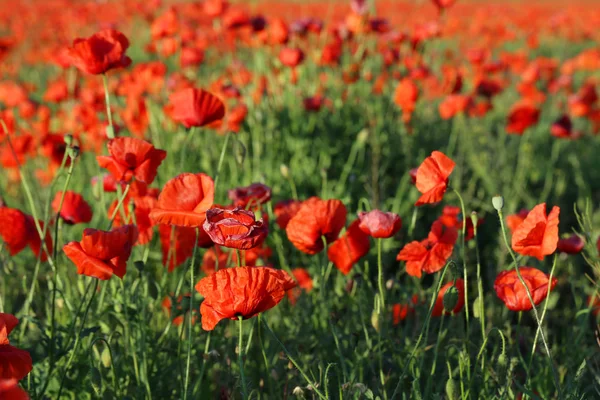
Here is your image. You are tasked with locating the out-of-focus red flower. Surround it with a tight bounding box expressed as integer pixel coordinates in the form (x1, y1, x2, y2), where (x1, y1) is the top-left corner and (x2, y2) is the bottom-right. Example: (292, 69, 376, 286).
(159, 224, 212, 272)
(286, 197, 347, 255)
(279, 48, 304, 68)
(414, 151, 455, 206)
(437, 206, 480, 241)
(266, 18, 289, 45)
(511, 203, 559, 260)
(0, 378, 28, 400)
(397, 220, 457, 278)
(150, 173, 215, 227)
(168, 87, 225, 129)
(228, 183, 271, 208)
(506, 208, 529, 234)
(201, 246, 232, 275)
(67, 29, 131, 75)
(432, 279, 465, 317)
(439, 94, 472, 119)
(196, 266, 296, 330)
(162, 294, 196, 326)
(204, 0, 229, 17)
(327, 220, 371, 275)
(52, 191, 93, 225)
(394, 78, 419, 120)
(568, 82, 597, 117)
(392, 295, 419, 325)
(557, 234, 584, 254)
(506, 101, 540, 135)
(109, 195, 158, 245)
(274, 200, 302, 229)
(0, 207, 52, 262)
(0, 313, 32, 381)
(357, 209, 402, 239)
(494, 267, 557, 311)
(63, 225, 138, 280)
(202, 208, 267, 250)
(287, 268, 313, 305)
(550, 115, 579, 139)
(97, 137, 166, 184)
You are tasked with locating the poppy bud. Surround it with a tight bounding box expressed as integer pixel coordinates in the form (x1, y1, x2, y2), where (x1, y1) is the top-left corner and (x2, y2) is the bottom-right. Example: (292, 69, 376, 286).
(443, 284, 460, 312)
(470, 211, 478, 228)
(292, 386, 304, 397)
(101, 347, 112, 368)
(445, 377, 459, 400)
(492, 195, 504, 211)
(371, 309, 380, 332)
(106, 124, 115, 139)
(280, 164, 290, 178)
(90, 366, 102, 396)
(68, 145, 80, 159)
(64, 134, 73, 146)
(234, 139, 246, 166)
(357, 128, 369, 144)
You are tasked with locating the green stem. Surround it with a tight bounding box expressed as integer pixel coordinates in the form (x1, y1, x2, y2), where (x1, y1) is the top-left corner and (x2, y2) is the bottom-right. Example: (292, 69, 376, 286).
(107, 183, 131, 230)
(377, 238, 386, 311)
(238, 316, 248, 400)
(471, 213, 486, 342)
(183, 228, 199, 400)
(57, 278, 99, 398)
(261, 318, 327, 400)
(102, 74, 115, 139)
(213, 131, 232, 195)
(452, 188, 469, 336)
(530, 254, 558, 360)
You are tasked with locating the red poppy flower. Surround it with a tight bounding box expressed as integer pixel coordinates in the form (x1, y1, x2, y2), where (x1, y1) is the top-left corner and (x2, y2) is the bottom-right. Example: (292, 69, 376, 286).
(52, 191, 93, 225)
(162, 295, 197, 326)
(0, 379, 28, 400)
(439, 94, 472, 119)
(286, 197, 347, 255)
(168, 87, 225, 129)
(506, 208, 529, 234)
(202, 208, 267, 250)
(437, 206, 480, 241)
(159, 225, 212, 272)
(150, 173, 215, 227)
(511, 203, 560, 260)
(274, 200, 302, 229)
(0, 313, 32, 381)
(494, 267, 557, 312)
(394, 78, 419, 119)
(414, 151, 455, 206)
(432, 279, 465, 317)
(97, 137, 166, 185)
(550, 115, 579, 139)
(109, 196, 158, 245)
(279, 48, 304, 68)
(201, 246, 232, 275)
(557, 235, 584, 254)
(327, 220, 371, 275)
(357, 209, 402, 239)
(63, 225, 138, 280)
(228, 183, 272, 208)
(67, 29, 131, 75)
(397, 220, 458, 278)
(0, 207, 52, 261)
(196, 266, 296, 330)
(392, 295, 419, 325)
(287, 268, 313, 305)
(506, 101, 540, 135)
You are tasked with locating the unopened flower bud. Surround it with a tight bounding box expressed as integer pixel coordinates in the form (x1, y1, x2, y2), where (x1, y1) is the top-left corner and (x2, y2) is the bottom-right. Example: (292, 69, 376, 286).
(68, 146, 80, 159)
(64, 134, 73, 146)
(357, 128, 369, 144)
(280, 164, 290, 179)
(443, 284, 460, 312)
(234, 140, 246, 166)
(492, 195, 504, 211)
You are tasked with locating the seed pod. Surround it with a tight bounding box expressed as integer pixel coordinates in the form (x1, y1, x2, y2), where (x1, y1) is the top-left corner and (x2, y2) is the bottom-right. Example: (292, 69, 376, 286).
(492, 195, 504, 211)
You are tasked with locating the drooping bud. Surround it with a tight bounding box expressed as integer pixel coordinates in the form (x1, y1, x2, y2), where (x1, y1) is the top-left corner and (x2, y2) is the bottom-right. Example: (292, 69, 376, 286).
(443, 284, 460, 312)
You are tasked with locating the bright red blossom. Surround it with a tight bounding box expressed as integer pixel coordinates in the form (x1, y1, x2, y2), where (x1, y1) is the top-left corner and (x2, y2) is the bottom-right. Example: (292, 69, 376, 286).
(494, 267, 557, 311)
(52, 191, 93, 224)
(168, 87, 225, 128)
(0, 313, 32, 381)
(511, 203, 560, 260)
(327, 220, 371, 275)
(97, 137, 166, 184)
(67, 29, 131, 75)
(414, 151, 455, 206)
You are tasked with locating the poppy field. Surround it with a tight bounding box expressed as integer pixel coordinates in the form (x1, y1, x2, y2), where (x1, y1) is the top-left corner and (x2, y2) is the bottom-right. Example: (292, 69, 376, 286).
(2, 0, 600, 398)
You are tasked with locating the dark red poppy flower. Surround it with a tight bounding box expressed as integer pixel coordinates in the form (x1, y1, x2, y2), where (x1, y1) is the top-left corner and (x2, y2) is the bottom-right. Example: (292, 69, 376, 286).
(287, 268, 313, 305)
(63, 225, 138, 280)
(397, 220, 458, 278)
(357, 209, 402, 239)
(67, 29, 131, 75)
(432, 279, 465, 317)
(0, 313, 32, 381)
(168, 87, 225, 128)
(557, 234, 584, 254)
(327, 220, 371, 275)
(150, 173, 215, 227)
(196, 266, 296, 330)
(274, 200, 302, 229)
(159, 224, 212, 272)
(392, 295, 419, 325)
(279, 48, 304, 68)
(109, 195, 158, 245)
(511, 203, 559, 260)
(414, 151, 455, 206)
(52, 191, 93, 224)
(0, 379, 28, 400)
(162, 294, 197, 326)
(286, 197, 347, 255)
(202, 208, 267, 250)
(506, 101, 540, 135)
(0, 207, 52, 261)
(228, 183, 272, 208)
(550, 115, 578, 139)
(494, 267, 557, 311)
(97, 137, 166, 185)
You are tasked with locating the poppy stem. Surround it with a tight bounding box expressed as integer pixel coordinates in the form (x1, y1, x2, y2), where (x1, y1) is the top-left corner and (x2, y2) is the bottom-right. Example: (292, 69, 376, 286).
(261, 317, 328, 400)
(57, 278, 99, 399)
(213, 131, 232, 196)
(107, 183, 131, 230)
(496, 208, 562, 396)
(451, 188, 470, 337)
(183, 227, 199, 400)
(377, 238, 386, 311)
(530, 254, 558, 361)
(102, 74, 115, 139)
(238, 316, 249, 400)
